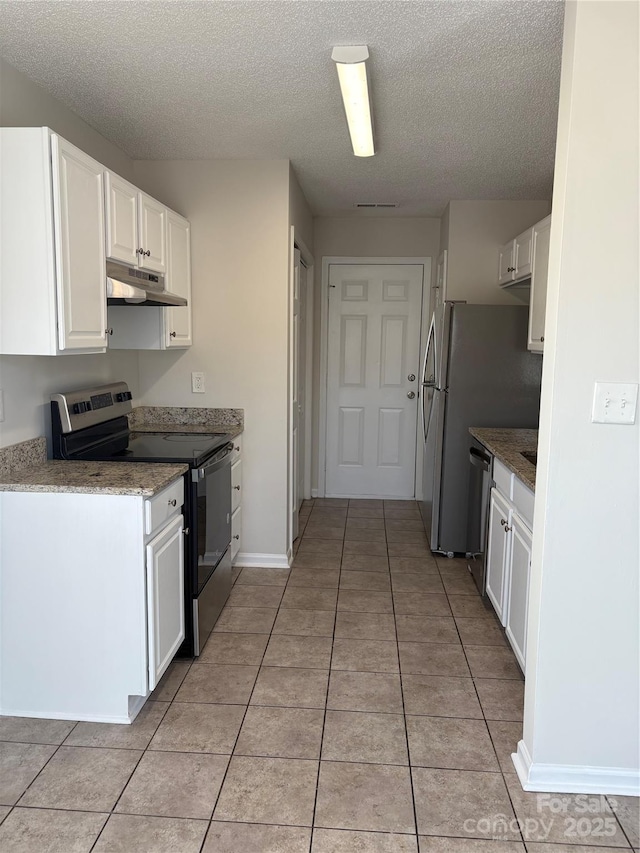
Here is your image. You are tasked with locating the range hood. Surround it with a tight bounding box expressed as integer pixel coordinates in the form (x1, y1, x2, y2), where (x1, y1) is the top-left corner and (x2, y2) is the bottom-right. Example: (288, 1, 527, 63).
(106, 261, 187, 307)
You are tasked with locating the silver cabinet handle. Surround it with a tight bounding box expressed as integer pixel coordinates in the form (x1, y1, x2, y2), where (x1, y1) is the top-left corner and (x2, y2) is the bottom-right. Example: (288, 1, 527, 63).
(233, 534, 240, 540)
(504, 525, 512, 533)
(235, 445, 240, 451)
(168, 498, 177, 506)
(183, 527, 190, 535)
(540, 336, 545, 342)
(136, 248, 144, 255)
(169, 332, 177, 338)
(407, 391, 416, 399)
(507, 266, 516, 272)
(105, 328, 113, 336)
(234, 485, 241, 490)
(501, 518, 506, 526)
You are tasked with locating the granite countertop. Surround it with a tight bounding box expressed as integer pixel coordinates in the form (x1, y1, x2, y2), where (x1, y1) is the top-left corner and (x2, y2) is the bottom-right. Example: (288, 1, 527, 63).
(469, 427, 538, 491)
(0, 461, 188, 496)
(128, 406, 244, 439)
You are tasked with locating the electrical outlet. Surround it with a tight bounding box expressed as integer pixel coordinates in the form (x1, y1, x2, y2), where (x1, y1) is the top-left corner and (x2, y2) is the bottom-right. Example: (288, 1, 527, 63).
(0, 389, 4, 423)
(191, 372, 205, 394)
(591, 382, 638, 424)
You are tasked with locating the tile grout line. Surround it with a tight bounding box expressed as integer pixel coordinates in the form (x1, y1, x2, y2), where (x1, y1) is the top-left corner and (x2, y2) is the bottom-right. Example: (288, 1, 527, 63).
(444, 561, 528, 848)
(307, 498, 343, 851)
(387, 502, 428, 845)
(88, 684, 178, 852)
(199, 560, 286, 853)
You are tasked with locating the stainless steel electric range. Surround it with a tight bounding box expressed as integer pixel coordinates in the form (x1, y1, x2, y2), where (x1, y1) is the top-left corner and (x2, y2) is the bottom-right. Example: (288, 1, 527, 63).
(51, 381, 233, 656)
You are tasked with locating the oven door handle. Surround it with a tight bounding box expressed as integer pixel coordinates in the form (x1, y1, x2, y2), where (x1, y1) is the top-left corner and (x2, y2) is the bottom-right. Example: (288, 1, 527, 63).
(192, 442, 234, 481)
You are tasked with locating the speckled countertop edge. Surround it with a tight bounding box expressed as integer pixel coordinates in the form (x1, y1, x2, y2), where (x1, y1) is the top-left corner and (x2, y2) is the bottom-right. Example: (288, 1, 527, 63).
(469, 427, 538, 491)
(129, 406, 244, 435)
(132, 423, 243, 440)
(0, 460, 189, 496)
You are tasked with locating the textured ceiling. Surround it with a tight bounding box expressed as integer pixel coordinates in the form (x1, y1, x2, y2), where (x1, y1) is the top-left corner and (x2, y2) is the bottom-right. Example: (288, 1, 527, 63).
(0, 0, 564, 216)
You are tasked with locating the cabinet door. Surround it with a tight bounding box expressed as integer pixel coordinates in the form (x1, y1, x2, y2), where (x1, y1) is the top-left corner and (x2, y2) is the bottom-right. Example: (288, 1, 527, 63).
(146, 514, 185, 690)
(514, 227, 533, 280)
(505, 514, 532, 671)
(164, 211, 192, 347)
(231, 458, 242, 513)
(528, 215, 551, 353)
(231, 505, 242, 563)
(138, 193, 166, 274)
(51, 135, 107, 351)
(498, 241, 516, 285)
(105, 172, 139, 266)
(486, 488, 511, 625)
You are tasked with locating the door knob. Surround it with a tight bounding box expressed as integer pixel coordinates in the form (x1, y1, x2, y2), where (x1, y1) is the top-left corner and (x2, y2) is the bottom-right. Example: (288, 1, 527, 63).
(407, 391, 416, 399)
(408, 374, 416, 381)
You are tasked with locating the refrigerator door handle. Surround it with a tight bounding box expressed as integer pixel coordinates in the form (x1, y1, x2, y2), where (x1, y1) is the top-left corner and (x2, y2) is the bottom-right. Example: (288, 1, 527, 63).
(420, 314, 435, 387)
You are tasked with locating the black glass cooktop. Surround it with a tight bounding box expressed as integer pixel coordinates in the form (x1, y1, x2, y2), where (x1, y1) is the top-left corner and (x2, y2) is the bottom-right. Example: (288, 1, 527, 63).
(86, 432, 232, 466)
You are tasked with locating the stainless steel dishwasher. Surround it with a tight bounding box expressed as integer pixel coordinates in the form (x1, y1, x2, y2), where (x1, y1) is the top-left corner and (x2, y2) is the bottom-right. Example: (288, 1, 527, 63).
(466, 440, 493, 594)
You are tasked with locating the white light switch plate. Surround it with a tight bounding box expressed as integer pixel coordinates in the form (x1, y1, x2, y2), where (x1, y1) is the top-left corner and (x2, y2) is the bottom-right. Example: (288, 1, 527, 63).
(591, 382, 638, 424)
(191, 372, 205, 394)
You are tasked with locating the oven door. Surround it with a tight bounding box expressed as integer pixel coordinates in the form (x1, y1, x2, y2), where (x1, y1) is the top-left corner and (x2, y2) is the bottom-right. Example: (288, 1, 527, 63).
(193, 443, 233, 595)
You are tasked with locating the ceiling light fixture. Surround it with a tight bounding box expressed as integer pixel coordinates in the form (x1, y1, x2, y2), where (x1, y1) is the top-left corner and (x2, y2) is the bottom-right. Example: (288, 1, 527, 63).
(331, 45, 375, 158)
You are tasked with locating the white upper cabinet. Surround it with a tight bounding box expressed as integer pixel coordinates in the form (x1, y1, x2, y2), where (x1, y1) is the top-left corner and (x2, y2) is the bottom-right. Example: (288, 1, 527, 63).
(52, 135, 108, 351)
(105, 172, 139, 266)
(498, 226, 533, 286)
(514, 227, 533, 280)
(165, 211, 192, 347)
(105, 174, 167, 274)
(138, 193, 167, 274)
(498, 241, 517, 286)
(528, 215, 551, 353)
(0, 127, 107, 355)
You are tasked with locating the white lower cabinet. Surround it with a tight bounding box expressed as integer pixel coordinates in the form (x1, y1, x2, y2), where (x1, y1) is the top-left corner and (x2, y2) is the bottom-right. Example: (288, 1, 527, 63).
(0, 478, 185, 723)
(485, 471, 535, 673)
(486, 488, 511, 624)
(146, 514, 185, 690)
(505, 513, 533, 671)
(231, 436, 243, 564)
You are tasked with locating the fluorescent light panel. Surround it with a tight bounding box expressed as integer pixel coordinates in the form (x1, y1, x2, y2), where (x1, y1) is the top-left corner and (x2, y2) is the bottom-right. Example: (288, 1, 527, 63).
(332, 45, 375, 158)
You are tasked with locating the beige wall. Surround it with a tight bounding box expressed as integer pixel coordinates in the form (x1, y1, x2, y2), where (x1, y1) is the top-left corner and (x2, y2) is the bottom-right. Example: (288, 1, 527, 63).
(133, 159, 301, 563)
(310, 216, 440, 493)
(442, 200, 551, 304)
(289, 164, 314, 252)
(0, 59, 139, 449)
(520, 0, 639, 792)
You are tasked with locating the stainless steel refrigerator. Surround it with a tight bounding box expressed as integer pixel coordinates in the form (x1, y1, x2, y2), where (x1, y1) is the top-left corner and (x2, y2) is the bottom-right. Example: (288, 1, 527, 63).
(420, 302, 542, 555)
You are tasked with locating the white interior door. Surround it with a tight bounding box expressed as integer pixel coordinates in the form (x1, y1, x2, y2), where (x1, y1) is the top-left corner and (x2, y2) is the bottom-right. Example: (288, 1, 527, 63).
(290, 249, 302, 542)
(326, 263, 424, 498)
(297, 259, 308, 512)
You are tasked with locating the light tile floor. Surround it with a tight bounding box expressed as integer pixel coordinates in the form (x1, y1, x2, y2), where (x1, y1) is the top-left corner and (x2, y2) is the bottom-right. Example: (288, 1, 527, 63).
(0, 498, 637, 851)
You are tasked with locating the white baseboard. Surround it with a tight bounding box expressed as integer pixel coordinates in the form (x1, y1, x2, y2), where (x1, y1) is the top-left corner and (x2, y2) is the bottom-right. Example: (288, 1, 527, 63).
(234, 552, 291, 569)
(0, 706, 135, 724)
(513, 739, 640, 796)
(311, 488, 320, 498)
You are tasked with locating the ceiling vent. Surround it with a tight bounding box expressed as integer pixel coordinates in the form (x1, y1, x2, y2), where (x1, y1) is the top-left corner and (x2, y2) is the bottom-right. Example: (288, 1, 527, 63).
(354, 202, 398, 209)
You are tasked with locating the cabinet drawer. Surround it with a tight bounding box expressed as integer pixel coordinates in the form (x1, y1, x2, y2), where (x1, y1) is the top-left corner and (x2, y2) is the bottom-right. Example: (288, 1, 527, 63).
(231, 505, 242, 561)
(231, 459, 242, 513)
(493, 458, 513, 500)
(512, 477, 535, 528)
(145, 478, 184, 537)
(230, 435, 242, 465)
